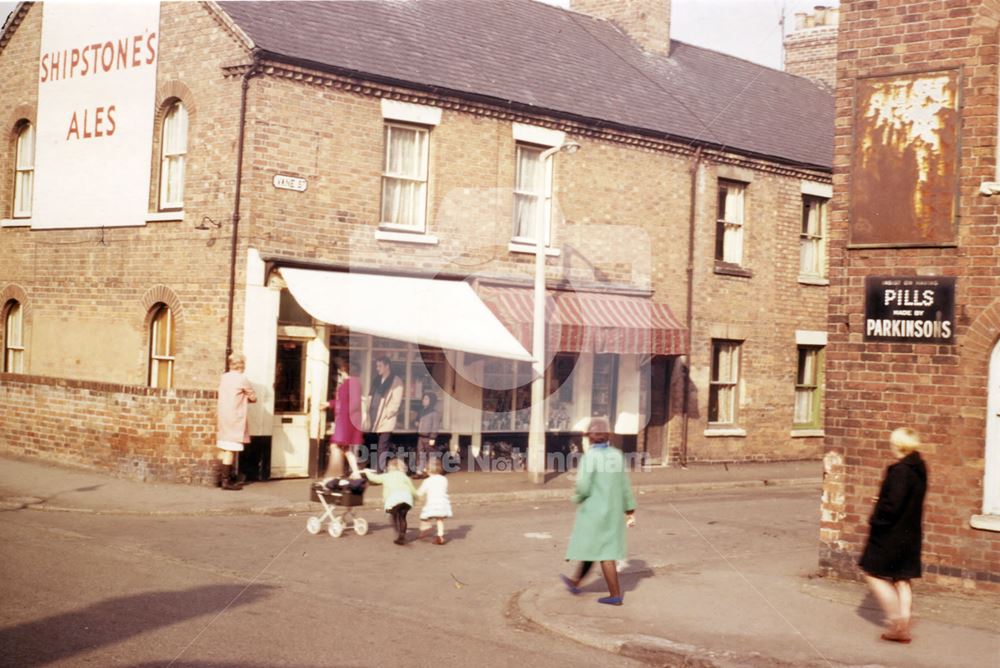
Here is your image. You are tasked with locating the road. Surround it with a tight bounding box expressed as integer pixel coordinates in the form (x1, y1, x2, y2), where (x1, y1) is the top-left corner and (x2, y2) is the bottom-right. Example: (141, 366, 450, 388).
(0, 486, 820, 667)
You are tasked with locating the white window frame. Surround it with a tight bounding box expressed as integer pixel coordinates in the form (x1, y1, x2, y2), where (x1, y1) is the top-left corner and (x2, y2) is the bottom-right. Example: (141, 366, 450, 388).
(512, 143, 554, 245)
(716, 181, 745, 266)
(379, 122, 430, 233)
(158, 101, 188, 211)
(13, 123, 34, 219)
(4, 301, 24, 373)
(149, 305, 175, 388)
(800, 195, 828, 278)
(794, 345, 823, 427)
(709, 340, 741, 425)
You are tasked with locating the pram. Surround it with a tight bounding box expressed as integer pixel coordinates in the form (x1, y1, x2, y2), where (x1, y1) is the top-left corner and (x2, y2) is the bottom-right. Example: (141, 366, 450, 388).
(306, 477, 369, 538)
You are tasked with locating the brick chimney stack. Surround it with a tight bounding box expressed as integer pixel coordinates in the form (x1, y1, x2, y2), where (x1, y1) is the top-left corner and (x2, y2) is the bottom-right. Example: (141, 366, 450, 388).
(572, 0, 670, 56)
(783, 5, 839, 90)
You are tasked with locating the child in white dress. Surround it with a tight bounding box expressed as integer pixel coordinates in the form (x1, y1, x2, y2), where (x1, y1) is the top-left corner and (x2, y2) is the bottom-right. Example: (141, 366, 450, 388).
(417, 457, 452, 545)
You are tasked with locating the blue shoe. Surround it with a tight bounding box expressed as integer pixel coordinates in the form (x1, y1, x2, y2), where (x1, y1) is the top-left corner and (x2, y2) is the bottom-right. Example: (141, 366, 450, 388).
(597, 596, 623, 606)
(559, 574, 581, 595)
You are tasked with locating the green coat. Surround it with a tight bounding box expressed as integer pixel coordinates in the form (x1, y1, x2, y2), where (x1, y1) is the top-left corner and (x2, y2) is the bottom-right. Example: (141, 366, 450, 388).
(565, 444, 637, 561)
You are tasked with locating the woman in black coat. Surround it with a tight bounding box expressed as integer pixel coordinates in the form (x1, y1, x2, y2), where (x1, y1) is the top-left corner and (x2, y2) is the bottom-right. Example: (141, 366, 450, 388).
(858, 427, 928, 644)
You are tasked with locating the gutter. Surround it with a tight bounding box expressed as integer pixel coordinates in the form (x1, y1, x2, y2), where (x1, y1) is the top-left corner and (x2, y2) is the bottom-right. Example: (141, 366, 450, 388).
(680, 146, 703, 468)
(225, 54, 261, 368)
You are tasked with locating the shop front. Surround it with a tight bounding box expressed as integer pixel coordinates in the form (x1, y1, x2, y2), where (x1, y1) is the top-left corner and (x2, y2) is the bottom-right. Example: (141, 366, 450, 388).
(241, 256, 687, 479)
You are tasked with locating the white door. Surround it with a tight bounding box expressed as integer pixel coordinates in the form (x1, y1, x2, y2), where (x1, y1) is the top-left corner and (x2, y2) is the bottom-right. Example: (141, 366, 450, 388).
(984, 340, 1000, 514)
(271, 338, 311, 478)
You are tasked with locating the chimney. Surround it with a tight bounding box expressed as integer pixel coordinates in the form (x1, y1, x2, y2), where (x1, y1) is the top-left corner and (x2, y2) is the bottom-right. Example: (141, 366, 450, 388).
(783, 5, 839, 90)
(571, 0, 670, 56)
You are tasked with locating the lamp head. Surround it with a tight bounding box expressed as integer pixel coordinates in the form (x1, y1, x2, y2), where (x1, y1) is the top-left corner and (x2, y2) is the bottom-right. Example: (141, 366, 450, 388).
(560, 141, 581, 155)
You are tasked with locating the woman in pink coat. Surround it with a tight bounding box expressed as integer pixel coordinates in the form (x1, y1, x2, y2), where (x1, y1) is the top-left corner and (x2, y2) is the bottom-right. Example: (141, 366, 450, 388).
(324, 358, 364, 480)
(216, 353, 257, 490)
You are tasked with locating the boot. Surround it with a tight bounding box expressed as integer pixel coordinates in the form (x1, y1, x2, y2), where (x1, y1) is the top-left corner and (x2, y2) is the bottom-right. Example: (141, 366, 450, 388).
(220, 464, 243, 490)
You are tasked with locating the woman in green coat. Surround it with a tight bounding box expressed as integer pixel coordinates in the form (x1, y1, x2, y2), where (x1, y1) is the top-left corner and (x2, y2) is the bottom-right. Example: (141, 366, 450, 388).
(561, 417, 637, 606)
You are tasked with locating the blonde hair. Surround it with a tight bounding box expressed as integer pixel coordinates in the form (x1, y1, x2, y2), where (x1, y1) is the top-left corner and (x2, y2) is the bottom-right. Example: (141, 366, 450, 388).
(428, 457, 444, 475)
(388, 458, 407, 472)
(890, 427, 921, 454)
(228, 352, 247, 368)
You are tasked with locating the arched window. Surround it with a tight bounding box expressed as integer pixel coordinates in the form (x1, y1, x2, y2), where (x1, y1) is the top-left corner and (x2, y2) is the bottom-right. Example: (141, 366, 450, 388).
(149, 304, 174, 388)
(158, 101, 188, 211)
(4, 300, 24, 373)
(13, 122, 34, 218)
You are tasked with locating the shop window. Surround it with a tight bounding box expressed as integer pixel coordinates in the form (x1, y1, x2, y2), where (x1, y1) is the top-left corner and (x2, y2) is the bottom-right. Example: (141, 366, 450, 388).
(709, 340, 741, 424)
(12, 122, 34, 218)
(4, 300, 24, 373)
(512, 143, 553, 244)
(800, 196, 827, 278)
(158, 101, 188, 211)
(380, 122, 429, 232)
(482, 359, 533, 431)
(591, 354, 618, 423)
(546, 353, 577, 430)
(794, 345, 823, 428)
(715, 180, 745, 266)
(148, 304, 174, 388)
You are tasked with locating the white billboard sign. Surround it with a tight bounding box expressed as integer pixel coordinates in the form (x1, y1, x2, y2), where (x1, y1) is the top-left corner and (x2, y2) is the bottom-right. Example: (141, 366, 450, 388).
(32, 1, 160, 229)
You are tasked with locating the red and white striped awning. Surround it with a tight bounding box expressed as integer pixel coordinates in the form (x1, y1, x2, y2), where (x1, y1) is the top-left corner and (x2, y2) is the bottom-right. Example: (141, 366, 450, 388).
(478, 285, 688, 356)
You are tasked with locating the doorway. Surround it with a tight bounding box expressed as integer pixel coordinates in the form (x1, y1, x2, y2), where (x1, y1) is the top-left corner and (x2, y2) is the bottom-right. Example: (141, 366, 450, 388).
(985, 339, 1000, 514)
(271, 338, 311, 478)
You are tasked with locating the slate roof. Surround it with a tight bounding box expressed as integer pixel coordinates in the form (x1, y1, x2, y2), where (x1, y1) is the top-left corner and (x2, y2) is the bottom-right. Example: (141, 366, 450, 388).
(218, 0, 833, 169)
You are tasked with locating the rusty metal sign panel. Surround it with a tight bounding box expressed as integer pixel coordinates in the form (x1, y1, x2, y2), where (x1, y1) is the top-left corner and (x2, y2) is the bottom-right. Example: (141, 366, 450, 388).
(850, 70, 960, 247)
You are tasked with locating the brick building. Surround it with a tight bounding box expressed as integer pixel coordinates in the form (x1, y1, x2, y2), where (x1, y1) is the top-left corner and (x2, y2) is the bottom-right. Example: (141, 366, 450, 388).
(0, 0, 833, 484)
(819, 0, 1000, 590)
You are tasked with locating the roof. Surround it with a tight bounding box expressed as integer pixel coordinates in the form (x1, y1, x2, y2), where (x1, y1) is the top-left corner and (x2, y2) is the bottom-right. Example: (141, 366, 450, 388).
(218, 0, 833, 170)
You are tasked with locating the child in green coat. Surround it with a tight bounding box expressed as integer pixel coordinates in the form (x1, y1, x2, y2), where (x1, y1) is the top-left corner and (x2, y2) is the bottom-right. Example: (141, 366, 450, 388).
(363, 458, 419, 545)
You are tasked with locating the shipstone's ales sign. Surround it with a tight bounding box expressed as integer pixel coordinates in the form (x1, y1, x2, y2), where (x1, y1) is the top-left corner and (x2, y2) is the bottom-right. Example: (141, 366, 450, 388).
(864, 276, 955, 343)
(32, 2, 160, 229)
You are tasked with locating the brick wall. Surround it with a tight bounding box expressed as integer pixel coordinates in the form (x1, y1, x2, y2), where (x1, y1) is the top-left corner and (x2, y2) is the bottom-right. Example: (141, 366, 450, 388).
(0, 373, 218, 484)
(822, 0, 1000, 591)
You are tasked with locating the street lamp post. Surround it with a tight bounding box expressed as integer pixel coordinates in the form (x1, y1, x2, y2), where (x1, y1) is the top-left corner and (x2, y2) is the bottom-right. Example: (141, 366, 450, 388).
(528, 141, 580, 484)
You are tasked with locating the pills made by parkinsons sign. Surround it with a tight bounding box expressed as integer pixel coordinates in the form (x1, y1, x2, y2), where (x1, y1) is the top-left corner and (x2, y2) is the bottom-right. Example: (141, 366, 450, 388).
(31, 1, 160, 230)
(864, 276, 956, 343)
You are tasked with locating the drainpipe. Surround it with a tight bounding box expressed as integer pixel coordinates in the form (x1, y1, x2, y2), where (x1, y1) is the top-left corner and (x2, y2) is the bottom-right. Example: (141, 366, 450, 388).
(225, 54, 261, 369)
(680, 146, 703, 468)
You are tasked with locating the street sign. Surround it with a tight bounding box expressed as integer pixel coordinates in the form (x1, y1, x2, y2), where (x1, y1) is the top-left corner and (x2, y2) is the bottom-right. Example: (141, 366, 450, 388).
(273, 174, 307, 192)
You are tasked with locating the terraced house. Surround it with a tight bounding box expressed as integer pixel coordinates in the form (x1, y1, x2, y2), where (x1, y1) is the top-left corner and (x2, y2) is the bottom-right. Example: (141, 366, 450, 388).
(0, 0, 833, 484)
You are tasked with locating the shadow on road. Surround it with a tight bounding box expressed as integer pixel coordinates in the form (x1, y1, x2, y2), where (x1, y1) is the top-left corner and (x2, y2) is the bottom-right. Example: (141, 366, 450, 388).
(0, 583, 276, 667)
(577, 559, 654, 595)
(855, 589, 885, 626)
(128, 663, 341, 668)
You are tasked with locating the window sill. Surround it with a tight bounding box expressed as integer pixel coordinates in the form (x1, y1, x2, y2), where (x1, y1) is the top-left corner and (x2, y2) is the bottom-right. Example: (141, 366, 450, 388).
(798, 275, 829, 286)
(146, 211, 184, 223)
(704, 427, 747, 437)
(375, 229, 438, 245)
(1, 218, 31, 228)
(970, 514, 1000, 533)
(508, 241, 561, 257)
(714, 262, 753, 278)
(791, 428, 825, 438)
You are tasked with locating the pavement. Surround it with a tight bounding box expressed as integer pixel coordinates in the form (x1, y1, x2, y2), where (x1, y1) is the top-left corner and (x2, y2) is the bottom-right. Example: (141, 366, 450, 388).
(2, 453, 997, 667)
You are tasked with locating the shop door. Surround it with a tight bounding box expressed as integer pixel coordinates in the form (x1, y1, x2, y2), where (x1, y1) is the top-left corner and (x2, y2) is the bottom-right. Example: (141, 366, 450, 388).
(271, 338, 311, 478)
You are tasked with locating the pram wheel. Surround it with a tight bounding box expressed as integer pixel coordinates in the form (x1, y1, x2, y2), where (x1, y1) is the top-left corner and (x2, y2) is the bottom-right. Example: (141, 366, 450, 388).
(306, 516, 322, 535)
(354, 518, 369, 536)
(328, 520, 345, 538)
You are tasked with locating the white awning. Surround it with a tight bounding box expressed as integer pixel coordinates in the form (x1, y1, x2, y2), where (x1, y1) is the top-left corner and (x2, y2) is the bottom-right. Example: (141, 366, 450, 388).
(278, 267, 534, 361)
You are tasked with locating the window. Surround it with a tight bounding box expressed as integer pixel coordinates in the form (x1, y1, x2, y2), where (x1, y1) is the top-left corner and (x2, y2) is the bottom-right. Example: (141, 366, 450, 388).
(709, 340, 741, 424)
(380, 123, 429, 231)
(800, 196, 827, 278)
(158, 101, 188, 210)
(481, 358, 533, 431)
(13, 122, 34, 218)
(512, 143, 553, 243)
(715, 181, 745, 265)
(148, 304, 174, 388)
(794, 346, 823, 428)
(4, 301, 24, 373)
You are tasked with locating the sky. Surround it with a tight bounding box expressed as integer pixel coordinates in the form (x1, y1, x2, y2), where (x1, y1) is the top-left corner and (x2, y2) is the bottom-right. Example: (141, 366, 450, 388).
(0, 0, 839, 71)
